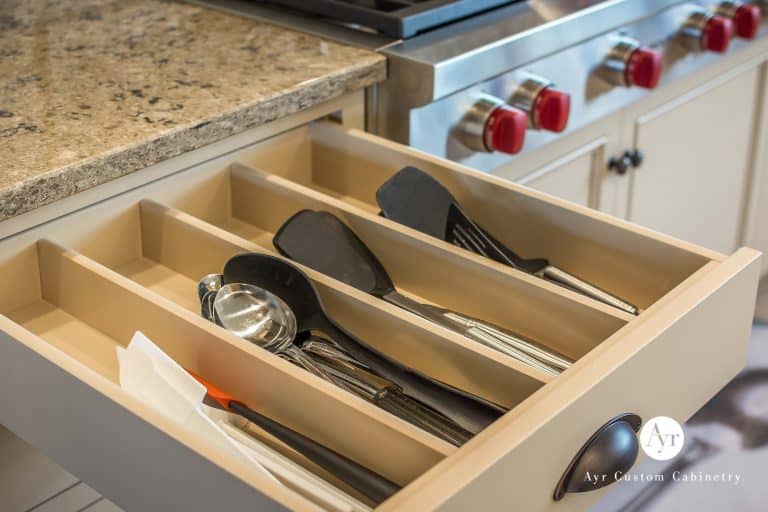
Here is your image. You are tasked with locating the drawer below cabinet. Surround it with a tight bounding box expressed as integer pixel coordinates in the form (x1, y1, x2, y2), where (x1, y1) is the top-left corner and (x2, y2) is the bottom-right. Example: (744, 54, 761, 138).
(0, 120, 759, 511)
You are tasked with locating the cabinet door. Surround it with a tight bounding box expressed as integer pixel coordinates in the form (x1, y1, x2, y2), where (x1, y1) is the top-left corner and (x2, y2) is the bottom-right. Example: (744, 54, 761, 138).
(494, 114, 629, 217)
(744, 61, 768, 276)
(627, 64, 761, 253)
(516, 139, 603, 208)
(0, 425, 79, 511)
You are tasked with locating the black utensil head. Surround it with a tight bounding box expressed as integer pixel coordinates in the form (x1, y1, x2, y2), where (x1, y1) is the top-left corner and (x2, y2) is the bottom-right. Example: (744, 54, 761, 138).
(222, 253, 325, 334)
(377, 167, 550, 274)
(273, 210, 395, 297)
(376, 166, 458, 240)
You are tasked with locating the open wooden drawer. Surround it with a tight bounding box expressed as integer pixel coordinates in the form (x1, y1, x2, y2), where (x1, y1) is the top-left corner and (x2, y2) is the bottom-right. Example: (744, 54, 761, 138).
(0, 121, 760, 512)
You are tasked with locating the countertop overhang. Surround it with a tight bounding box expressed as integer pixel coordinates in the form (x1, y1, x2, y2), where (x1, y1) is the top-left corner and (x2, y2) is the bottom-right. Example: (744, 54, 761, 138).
(0, 0, 386, 220)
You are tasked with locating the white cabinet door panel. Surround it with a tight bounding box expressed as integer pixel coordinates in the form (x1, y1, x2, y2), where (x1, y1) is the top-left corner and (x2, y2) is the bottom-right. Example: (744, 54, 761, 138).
(743, 62, 768, 276)
(628, 65, 759, 253)
(518, 145, 595, 208)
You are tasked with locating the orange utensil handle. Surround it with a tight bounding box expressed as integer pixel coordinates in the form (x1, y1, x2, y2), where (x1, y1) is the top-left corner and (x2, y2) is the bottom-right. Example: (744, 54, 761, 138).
(187, 369, 238, 411)
(185, 368, 400, 503)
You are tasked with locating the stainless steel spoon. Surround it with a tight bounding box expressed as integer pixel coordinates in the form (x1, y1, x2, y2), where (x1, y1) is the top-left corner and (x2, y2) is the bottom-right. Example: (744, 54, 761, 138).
(198, 274, 332, 381)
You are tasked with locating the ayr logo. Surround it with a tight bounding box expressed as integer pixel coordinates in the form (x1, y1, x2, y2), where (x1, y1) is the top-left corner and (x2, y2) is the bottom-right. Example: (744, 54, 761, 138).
(639, 416, 685, 461)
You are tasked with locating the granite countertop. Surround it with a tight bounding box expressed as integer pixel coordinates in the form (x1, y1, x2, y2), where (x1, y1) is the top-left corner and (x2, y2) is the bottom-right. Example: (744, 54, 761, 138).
(0, 0, 386, 220)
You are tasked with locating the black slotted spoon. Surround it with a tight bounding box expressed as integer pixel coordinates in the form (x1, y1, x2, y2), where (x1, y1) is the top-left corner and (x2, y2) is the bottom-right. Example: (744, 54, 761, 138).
(376, 166, 639, 316)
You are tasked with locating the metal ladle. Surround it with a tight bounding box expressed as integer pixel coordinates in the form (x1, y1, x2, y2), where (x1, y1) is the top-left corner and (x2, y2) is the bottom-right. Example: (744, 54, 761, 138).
(197, 274, 333, 381)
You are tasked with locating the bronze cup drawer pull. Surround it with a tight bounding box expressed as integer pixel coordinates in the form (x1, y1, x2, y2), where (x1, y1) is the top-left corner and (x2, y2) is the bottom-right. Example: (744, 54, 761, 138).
(553, 413, 642, 501)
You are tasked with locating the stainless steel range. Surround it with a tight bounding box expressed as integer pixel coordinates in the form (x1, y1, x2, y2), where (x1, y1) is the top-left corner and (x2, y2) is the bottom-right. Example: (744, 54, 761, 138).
(193, 0, 767, 173)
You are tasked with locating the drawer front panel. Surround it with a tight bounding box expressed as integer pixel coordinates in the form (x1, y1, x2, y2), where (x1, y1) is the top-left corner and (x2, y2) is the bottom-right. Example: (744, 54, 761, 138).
(382, 249, 760, 511)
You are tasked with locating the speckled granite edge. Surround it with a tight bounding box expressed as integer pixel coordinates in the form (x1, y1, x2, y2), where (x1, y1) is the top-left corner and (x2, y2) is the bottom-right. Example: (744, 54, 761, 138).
(0, 58, 385, 221)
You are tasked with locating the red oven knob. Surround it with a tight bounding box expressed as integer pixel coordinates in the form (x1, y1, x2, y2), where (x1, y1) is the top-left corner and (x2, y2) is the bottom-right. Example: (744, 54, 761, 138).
(533, 88, 570, 133)
(510, 76, 571, 133)
(457, 95, 527, 154)
(484, 105, 527, 154)
(626, 47, 663, 89)
(704, 15, 735, 52)
(681, 9, 734, 53)
(717, 1, 761, 39)
(734, 4, 762, 38)
(599, 37, 663, 89)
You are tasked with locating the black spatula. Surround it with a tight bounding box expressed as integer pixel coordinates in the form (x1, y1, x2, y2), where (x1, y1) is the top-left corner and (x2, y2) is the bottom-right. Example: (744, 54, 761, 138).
(376, 166, 546, 273)
(376, 167, 639, 315)
(273, 210, 461, 327)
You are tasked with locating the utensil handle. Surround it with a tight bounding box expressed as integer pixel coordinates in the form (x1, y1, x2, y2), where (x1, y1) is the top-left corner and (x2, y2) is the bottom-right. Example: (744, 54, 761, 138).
(229, 401, 400, 504)
(281, 345, 356, 394)
(382, 291, 468, 334)
(376, 389, 472, 446)
(302, 347, 394, 401)
(471, 223, 638, 315)
(415, 303, 570, 374)
(467, 321, 572, 371)
(462, 326, 561, 376)
(426, 306, 572, 372)
(305, 347, 473, 446)
(385, 293, 563, 375)
(539, 265, 639, 316)
(318, 318, 505, 435)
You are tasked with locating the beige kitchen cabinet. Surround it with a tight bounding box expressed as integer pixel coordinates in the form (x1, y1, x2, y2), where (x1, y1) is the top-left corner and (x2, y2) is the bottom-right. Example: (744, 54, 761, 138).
(0, 90, 760, 512)
(494, 114, 629, 217)
(517, 137, 608, 210)
(0, 426, 80, 511)
(744, 61, 768, 277)
(623, 60, 763, 254)
(517, 150, 594, 208)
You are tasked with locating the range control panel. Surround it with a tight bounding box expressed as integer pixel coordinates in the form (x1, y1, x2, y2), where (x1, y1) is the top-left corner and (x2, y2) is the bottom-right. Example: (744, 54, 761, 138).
(402, 1, 767, 173)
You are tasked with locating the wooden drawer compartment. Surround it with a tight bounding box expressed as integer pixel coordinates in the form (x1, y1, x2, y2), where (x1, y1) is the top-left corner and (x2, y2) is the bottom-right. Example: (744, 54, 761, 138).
(0, 121, 761, 512)
(242, 124, 724, 311)
(157, 165, 626, 376)
(58, 199, 543, 407)
(0, 238, 450, 499)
